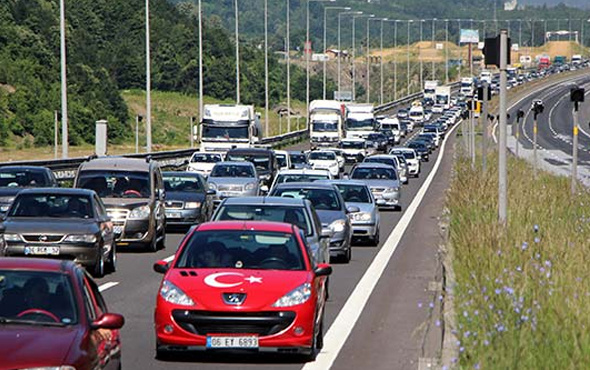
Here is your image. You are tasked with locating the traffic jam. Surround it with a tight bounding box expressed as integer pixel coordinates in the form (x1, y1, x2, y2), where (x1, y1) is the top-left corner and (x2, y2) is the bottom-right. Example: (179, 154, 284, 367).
(0, 92, 465, 367)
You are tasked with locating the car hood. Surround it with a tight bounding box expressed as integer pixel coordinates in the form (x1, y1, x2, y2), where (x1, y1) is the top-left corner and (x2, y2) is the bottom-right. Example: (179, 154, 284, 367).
(345, 202, 375, 214)
(3, 218, 99, 234)
(165, 192, 206, 203)
(316, 209, 347, 226)
(167, 269, 312, 310)
(208, 178, 258, 185)
(101, 198, 150, 210)
(0, 188, 24, 198)
(0, 325, 80, 368)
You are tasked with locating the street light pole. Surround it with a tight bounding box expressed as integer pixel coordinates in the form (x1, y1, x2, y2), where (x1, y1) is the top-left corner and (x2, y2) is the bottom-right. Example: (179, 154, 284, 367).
(324, 6, 350, 99)
(198, 0, 203, 129)
(264, 0, 269, 136)
(394, 20, 399, 100)
(407, 20, 413, 95)
(145, 0, 152, 153)
(380, 18, 385, 105)
(498, 29, 508, 225)
(419, 19, 424, 90)
(337, 11, 362, 101)
(234, 0, 240, 104)
(352, 14, 373, 102)
(59, 0, 68, 158)
(432, 18, 436, 80)
(445, 19, 449, 84)
(367, 17, 385, 103)
(287, 0, 291, 133)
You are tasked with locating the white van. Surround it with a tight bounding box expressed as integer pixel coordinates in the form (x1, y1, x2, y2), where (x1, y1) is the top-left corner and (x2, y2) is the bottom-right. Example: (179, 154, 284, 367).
(409, 105, 425, 125)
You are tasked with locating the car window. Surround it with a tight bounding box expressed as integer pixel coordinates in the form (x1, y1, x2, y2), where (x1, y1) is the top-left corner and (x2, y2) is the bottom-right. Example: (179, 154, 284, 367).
(163, 174, 204, 192)
(309, 152, 336, 161)
(210, 164, 255, 178)
(215, 205, 313, 236)
(81, 279, 97, 320)
(275, 173, 329, 184)
(351, 167, 397, 181)
(191, 153, 222, 163)
(276, 154, 288, 168)
(94, 195, 108, 218)
(289, 154, 307, 164)
(334, 184, 371, 203)
(85, 274, 107, 318)
(9, 194, 94, 219)
(0, 169, 53, 188)
(176, 230, 305, 270)
(78, 170, 150, 198)
(272, 188, 341, 211)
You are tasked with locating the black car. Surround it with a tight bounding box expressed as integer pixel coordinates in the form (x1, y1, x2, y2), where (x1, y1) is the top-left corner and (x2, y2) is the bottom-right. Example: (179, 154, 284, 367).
(0, 188, 116, 277)
(412, 137, 435, 152)
(407, 141, 430, 162)
(379, 128, 397, 146)
(162, 171, 216, 229)
(225, 148, 278, 191)
(366, 133, 388, 152)
(0, 166, 59, 214)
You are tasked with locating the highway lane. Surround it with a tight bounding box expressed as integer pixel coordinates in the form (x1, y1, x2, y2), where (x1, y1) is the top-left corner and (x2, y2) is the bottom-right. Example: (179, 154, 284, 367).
(93, 123, 450, 369)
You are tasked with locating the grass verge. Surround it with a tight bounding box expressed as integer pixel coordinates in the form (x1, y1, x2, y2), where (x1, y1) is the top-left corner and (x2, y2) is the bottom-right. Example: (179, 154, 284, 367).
(446, 150, 590, 369)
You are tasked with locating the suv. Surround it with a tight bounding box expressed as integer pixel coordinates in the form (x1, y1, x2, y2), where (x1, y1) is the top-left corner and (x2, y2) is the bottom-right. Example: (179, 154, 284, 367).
(74, 157, 166, 252)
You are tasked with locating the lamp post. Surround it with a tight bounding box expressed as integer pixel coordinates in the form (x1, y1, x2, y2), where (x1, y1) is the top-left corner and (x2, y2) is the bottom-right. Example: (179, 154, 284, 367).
(445, 19, 449, 84)
(59, 0, 68, 158)
(432, 18, 436, 80)
(380, 18, 386, 105)
(264, 0, 269, 136)
(419, 19, 424, 89)
(457, 19, 461, 80)
(234, 0, 240, 104)
(394, 20, 399, 100)
(407, 20, 413, 95)
(287, 0, 290, 133)
(367, 17, 387, 103)
(324, 6, 351, 99)
(145, 0, 152, 153)
(352, 14, 374, 101)
(198, 0, 203, 129)
(338, 11, 362, 100)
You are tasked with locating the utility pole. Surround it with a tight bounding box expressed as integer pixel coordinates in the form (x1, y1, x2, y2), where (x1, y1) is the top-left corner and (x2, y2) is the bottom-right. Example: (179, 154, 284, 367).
(198, 0, 203, 130)
(445, 19, 449, 84)
(470, 41, 475, 168)
(407, 20, 413, 95)
(352, 14, 373, 102)
(394, 20, 399, 100)
(420, 19, 424, 89)
(286, 0, 291, 134)
(190, 116, 194, 148)
(338, 11, 362, 101)
(60, 0, 68, 158)
(145, 0, 152, 153)
(432, 18, 436, 80)
(234, 0, 240, 104)
(380, 18, 385, 105)
(135, 115, 140, 153)
(498, 29, 508, 225)
(264, 0, 269, 136)
(324, 6, 350, 100)
(515, 109, 525, 158)
(481, 82, 489, 172)
(571, 87, 585, 194)
(367, 17, 386, 103)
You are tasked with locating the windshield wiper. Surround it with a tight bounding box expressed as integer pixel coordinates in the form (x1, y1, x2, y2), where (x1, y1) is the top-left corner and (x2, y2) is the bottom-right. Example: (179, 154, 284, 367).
(0, 317, 67, 327)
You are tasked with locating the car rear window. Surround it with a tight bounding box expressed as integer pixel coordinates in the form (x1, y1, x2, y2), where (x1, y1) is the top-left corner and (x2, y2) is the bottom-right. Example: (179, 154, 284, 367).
(272, 188, 341, 211)
(215, 205, 312, 236)
(0, 169, 50, 188)
(334, 184, 371, 203)
(210, 164, 255, 178)
(275, 173, 329, 184)
(351, 167, 397, 181)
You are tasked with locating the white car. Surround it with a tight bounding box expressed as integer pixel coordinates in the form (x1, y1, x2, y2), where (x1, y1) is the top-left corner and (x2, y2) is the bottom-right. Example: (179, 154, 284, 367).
(274, 150, 292, 170)
(186, 152, 223, 177)
(269, 168, 333, 193)
(432, 104, 444, 114)
(389, 147, 420, 178)
(340, 138, 370, 163)
(321, 148, 346, 173)
(308, 150, 340, 177)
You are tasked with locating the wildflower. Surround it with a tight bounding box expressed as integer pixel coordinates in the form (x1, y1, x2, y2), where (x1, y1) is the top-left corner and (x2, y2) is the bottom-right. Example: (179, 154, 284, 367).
(534, 224, 539, 232)
(418, 302, 423, 308)
(521, 242, 528, 251)
(474, 363, 481, 370)
(464, 331, 471, 338)
(429, 302, 435, 309)
(534, 236, 541, 243)
(535, 252, 541, 259)
(463, 310, 469, 318)
(516, 266, 522, 272)
(544, 260, 552, 267)
(494, 288, 502, 295)
(521, 315, 529, 322)
(459, 346, 465, 353)
(439, 294, 444, 301)
(483, 339, 490, 346)
(474, 310, 479, 316)
(435, 320, 441, 327)
(497, 324, 506, 332)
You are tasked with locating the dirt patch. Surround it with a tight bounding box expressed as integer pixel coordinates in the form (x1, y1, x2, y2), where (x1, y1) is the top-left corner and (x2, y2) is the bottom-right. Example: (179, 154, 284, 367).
(0, 84, 16, 94)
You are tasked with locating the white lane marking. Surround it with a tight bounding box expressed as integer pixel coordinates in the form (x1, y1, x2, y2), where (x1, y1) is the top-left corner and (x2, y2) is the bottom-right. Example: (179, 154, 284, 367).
(98, 281, 119, 292)
(163, 255, 175, 263)
(576, 89, 590, 140)
(303, 120, 462, 370)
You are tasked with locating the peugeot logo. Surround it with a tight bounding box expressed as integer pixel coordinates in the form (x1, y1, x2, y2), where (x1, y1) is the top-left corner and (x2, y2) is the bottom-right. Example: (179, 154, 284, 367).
(222, 293, 246, 306)
(38, 235, 48, 242)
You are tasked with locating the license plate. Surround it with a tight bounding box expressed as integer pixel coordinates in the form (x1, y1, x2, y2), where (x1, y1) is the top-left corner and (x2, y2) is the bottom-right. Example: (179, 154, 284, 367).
(113, 226, 124, 235)
(206, 335, 259, 349)
(166, 211, 182, 219)
(24, 246, 60, 256)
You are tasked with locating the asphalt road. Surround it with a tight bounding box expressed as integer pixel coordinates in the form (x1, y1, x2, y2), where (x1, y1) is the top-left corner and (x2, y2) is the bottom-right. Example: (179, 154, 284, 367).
(93, 119, 455, 370)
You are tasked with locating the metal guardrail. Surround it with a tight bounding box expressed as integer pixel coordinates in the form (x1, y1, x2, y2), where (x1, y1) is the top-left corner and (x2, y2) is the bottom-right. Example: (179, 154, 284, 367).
(374, 81, 461, 114)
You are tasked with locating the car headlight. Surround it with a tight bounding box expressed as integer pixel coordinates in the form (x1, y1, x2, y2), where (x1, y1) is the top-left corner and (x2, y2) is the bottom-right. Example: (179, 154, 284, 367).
(351, 212, 372, 222)
(329, 219, 346, 233)
(184, 202, 201, 209)
(244, 182, 257, 191)
(209, 182, 217, 190)
(20, 367, 76, 370)
(272, 283, 312, 307)
(0, 205, 9, 212)
(3, 233, 21, 242)
(329, 162, 338, 168)
(160, 280, 195, 306)
(385, 187, 400, 193)
(64, 234, 97, 243)
(129, 205, 151, 220)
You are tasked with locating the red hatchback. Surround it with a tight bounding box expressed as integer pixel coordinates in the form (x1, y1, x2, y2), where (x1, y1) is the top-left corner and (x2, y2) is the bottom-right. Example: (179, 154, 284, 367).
(0, 257, 124, 370)
(153, 221, 332, 360)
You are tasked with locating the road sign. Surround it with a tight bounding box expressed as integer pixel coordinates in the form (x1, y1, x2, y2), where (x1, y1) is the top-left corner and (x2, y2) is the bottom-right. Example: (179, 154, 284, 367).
(460, 29, 480, 44)
(312, 53, 329, 62)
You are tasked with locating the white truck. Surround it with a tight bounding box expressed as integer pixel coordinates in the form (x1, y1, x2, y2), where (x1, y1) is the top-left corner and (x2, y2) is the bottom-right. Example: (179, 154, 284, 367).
(344, 103, 378, 139)
(435, 86, 452, 111)
(460, 77, 474, 96)
(423, 80, 439, 103)
(572, 54, 582, 65)
(199, 104, 262, 153)
(480, 70, 492, 84)
(309, 100, 345, 148)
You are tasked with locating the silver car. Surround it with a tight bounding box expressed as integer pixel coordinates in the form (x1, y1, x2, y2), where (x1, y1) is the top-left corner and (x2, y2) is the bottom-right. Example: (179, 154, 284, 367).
(363, 154, 408, 184)
(349, 163, 402, 211)
(319, 180, 380, 246)
(207, 162, 260, 205)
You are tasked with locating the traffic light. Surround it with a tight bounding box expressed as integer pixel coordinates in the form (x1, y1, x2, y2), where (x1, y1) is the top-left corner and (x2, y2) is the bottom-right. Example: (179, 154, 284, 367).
(571, 86, 585, 111)
(477, 85, 492, 101)
(532, 100, 544, 120)
(516, 109, 525, 122)
(483, 35, 511, 67)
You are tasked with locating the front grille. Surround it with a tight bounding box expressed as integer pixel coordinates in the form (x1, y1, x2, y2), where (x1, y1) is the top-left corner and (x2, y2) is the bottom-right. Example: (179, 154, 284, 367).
(172, 310, 296, 336)
(165, 201, 184, 209)
(21, 234, 64, 243)
(218, 185, 243, 192)
(371, 188, 386, 193)
(106, 208, 130, 221)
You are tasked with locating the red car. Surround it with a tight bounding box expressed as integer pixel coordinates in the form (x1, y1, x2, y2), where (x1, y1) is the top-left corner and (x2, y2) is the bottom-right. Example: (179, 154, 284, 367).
(153, 221, 332, 360)
(0, 257, 124, 369)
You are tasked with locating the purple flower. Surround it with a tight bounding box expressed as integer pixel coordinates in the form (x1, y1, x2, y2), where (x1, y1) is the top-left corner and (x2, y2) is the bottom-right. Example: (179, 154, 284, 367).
(545, 260, 552, 267)
(497, 325, 505, 332)
(474, 310, 479, 316)
(429, 302, 435, 309)
(418, 302, 423, 308)
(534, 224, 539, 232)
(474, 363, 481, 369)
(459, 346, 465, 353)
(464, 331, 471, 338)
(521, 242, 528, 250)
(534, 237, 541, 243)
(516, 266, 522, 272)
(435, 320, 441, 327)
(463, 310, 469, 318)
(495, 288, 502, 295)
(483, 339, 490, 346)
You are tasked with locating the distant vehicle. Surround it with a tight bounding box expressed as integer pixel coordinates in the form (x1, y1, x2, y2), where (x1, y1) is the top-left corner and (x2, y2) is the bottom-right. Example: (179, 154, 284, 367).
(366, 132, 389, 152)
(396, 109, 409, 119)
(320, 148, 346, 172)
(406, 141, 430, 161)
(424, 80, 439, 102)
(199, 104, 262, 153)
(553, 55, 567, 65)
(479, 70, 492, 84)
(153, 221, 331, 360)
(0, 166, 59, 214)
(274, 150, 292, 170)
(212, 196, 330, 265)
(75, 157, 166, 252)
(572, 54, 582, 65)
(269, 168, 332, 193)
(162, 171, 216, 228)
(409, 104, 426, 126)
(289, 151, 311, 169)
(308, 151, 340, 177)
(349, 163, 402, 210)
(0, 258, 125, 370)
(344, 103, 377, 139)
(1, 188, 116, 277)
(186, 152, 223, 177)
(538, 56, 551, 70)
(339, 138, 370, 162)
(208, 162, 260, 205)
(225, 148, 278, 190)
(364, 154, 408, 184)
(418, 132, 439, 148)
(460, 77, 474, 96)
(435, 86, 452, 110)
(309, 100, 345, 148)
(270, 182, 355, 262)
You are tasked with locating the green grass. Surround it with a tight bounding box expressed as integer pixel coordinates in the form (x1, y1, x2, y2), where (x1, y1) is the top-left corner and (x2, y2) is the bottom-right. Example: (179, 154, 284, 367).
(446, 150, 590, 369)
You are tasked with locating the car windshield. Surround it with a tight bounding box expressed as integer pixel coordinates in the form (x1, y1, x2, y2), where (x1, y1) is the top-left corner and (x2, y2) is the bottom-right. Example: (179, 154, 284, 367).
(190, 153, 222, 163)
(176, 230, 305, 270)
(340, 141, 364, 149)
(346, 118, 375, 130)
(272, 188, 341, 211)
(0, 270, 78, 325)
(290, 153, 307, 164)
(163, 174, 203, 192)
(334, 184, 371, 203)
(226, 154, 271, 172)
(215, 205, 312, 236)
(312, 121, 338, 132)
(408, 142, 426, 150)
(0, 169, 50, 188)
(276, 154, 288, 168)
(365, 157, 396, 167)
(78, 171, 150, 198)
(9, 194, 93, 218)
(309, 152, 336, 161)
(351, 167, 397, 181)
(202, 126, 249, 140)
(275, 173, 330, 184)
(210, 164, 255, 178)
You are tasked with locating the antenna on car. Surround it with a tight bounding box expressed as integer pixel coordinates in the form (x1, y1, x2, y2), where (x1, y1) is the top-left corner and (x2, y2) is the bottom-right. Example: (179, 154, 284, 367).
(86, 154, 98, 162)
(145, 155, 152, 163)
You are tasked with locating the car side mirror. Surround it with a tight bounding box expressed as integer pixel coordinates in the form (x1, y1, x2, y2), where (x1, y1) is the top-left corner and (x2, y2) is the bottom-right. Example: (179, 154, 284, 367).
(320, 228, 333, 239)
(153, 260, 170, 274)
(91, 313, 125, 330)
(342, 173, 349, 180)
(314, 263, 333, 277)
(346, 205, 360, 214)
(206, 189, 216, 196)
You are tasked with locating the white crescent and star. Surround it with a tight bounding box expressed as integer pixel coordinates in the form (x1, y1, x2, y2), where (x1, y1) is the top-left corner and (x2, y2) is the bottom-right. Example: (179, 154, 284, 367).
(203, 272, 263, 288)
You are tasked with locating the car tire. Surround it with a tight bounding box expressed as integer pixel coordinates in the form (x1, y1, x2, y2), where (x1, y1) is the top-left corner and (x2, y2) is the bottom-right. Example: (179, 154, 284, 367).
(147, 234, 158, 253)
(341, 246, 352, 263)
(91, 251, 105, 278)
(370, 227, 380, 246)
(156, 346, 173, 361)
(157, 228, 166, 250)
(106, 243, 117, 273)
